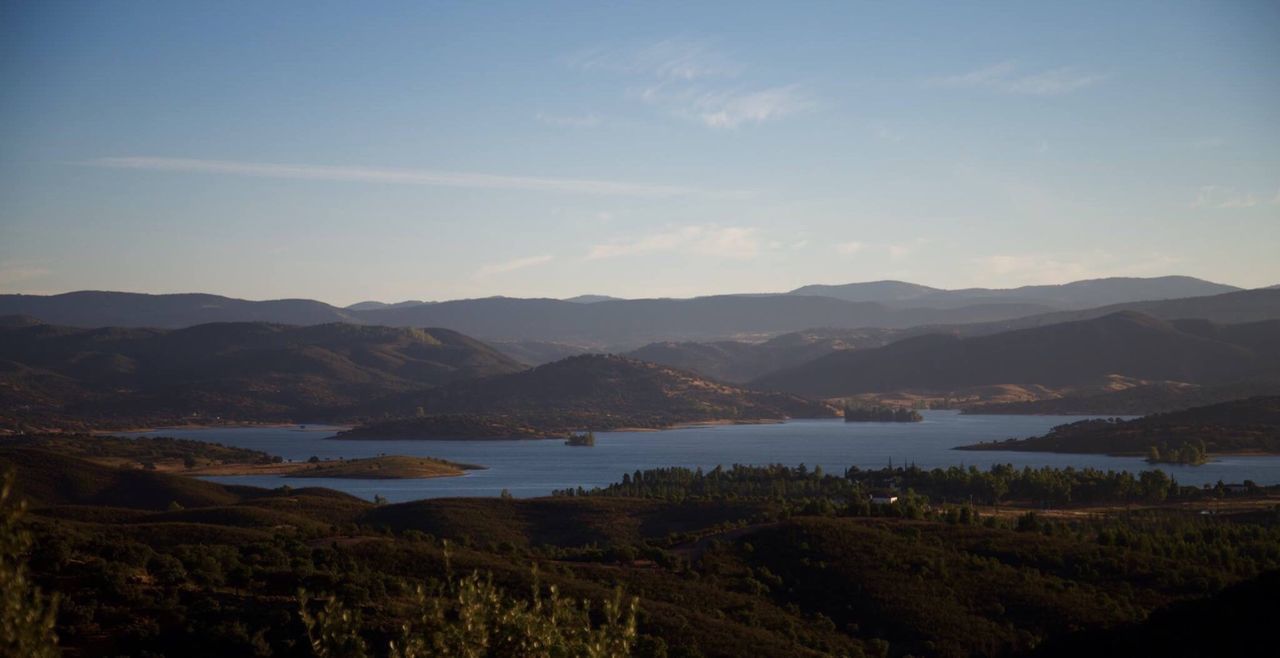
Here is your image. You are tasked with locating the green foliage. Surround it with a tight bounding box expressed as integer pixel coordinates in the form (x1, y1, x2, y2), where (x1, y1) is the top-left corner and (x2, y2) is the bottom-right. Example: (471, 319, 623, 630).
(301, 561, 637, 658)
(0, 471, 59, 658)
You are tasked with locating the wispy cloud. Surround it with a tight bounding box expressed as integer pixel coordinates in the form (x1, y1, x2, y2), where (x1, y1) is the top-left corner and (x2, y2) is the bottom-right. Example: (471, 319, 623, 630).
(834, 241, 865, 255)
(638, 83, 814, 129)
(573, 38, 812, 129)
(587, 225, 763, 261)
(475, 254, 553, 278)
(535, 112, 602, 128)
(569, 38, 740, 81)
(931, 62, 1105, 96)
(1193, 185, 1274, 209)
(86, 157, 731, 198)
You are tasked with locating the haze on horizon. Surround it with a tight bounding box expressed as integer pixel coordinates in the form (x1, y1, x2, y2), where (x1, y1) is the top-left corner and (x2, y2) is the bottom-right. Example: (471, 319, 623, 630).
(1, 1, 1278, 306)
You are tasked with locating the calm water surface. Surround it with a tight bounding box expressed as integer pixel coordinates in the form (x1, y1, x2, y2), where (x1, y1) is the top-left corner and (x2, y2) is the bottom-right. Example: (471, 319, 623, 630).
(124, 411, 1280, 502)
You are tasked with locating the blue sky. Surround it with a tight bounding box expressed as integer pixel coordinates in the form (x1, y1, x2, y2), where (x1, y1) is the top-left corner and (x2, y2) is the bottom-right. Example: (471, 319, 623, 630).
(1, 1, 1277, 305)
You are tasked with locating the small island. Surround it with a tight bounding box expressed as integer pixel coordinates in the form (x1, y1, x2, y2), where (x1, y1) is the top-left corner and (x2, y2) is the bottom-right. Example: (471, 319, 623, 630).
(565, 431, 596, 446)
(843, 405, 923, 423)
(285, 455, 482, 479)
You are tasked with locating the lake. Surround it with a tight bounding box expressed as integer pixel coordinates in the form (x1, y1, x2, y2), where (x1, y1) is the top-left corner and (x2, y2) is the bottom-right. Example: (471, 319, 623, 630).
(125, 411, 1280, 502)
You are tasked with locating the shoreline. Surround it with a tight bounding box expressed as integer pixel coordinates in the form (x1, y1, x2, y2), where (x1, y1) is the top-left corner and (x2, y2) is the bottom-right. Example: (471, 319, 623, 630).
(101, 422, 353, 435)
(331, 416, 796, 441)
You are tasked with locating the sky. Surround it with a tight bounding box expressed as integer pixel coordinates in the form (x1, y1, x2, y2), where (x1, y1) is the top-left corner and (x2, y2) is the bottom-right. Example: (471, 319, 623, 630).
(1, 1, 1278, 306)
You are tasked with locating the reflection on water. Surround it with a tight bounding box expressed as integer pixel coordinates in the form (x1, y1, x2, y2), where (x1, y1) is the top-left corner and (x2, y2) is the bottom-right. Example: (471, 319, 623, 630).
(122, 411, 1280, 502)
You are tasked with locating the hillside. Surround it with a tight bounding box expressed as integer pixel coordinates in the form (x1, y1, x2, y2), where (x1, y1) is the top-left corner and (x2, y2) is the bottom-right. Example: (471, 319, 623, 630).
(626, 327, 901, 383)
(958, 396, 1280, 459)
(338, 354, 838, 439)
(966, 376, 1280, 415)
(788, 276, 1238, 309)
(0, 319, 524, 427)
(751, 312, 1279, 398)
(10, 451, 1280, 657)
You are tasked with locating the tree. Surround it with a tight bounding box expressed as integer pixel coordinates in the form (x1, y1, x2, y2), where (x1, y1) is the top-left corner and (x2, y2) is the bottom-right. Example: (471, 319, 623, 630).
(0, 471, 59, 658)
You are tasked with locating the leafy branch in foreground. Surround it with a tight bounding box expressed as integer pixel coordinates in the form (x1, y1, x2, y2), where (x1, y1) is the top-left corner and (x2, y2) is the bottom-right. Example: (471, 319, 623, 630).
(0, 471, 59, 658)
(301, 549, 637, 658)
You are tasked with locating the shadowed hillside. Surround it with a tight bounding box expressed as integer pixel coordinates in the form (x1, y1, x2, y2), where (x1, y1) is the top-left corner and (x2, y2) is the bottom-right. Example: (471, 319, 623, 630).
(339, 354, 838, 438)
(0, 319, 524, 427)
(959, 396, 1280, 459)
(752, 312, 1278, 398)
(626, 327, 901, 382)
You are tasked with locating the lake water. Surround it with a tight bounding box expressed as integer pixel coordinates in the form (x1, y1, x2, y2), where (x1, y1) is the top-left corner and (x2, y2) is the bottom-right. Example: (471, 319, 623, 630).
(124, 411, 1280, 502)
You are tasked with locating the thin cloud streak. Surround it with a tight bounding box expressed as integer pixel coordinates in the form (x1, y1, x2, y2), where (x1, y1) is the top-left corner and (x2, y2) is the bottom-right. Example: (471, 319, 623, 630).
(87, 157, 733, 198)
(588, 225, 763, 261)
(476, 254, 553, 278)
(931, 62, 1105, 96)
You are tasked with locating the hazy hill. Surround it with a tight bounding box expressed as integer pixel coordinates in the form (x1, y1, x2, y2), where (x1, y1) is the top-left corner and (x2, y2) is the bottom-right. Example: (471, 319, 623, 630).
(339, 354, 838, 438)
(789, 276, 1239, 309)
(626, 327, 901, 383)
(941, 288, 1280, 338)
(0, 319, 524, 425)
(0, 290, 357, 327)
(352, 294, 1052, 346)
(563, 294, 624, 303)
(787, 280, 941, 303)
(958, 396, 1280, 457)
(751, 312, 1278, 398)
(344, 300, 430, 311)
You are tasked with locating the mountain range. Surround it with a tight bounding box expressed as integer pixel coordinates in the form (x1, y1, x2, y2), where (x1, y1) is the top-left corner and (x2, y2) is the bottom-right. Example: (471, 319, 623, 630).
(788, 276, 1240, 309)
(2, 276, 1267, 349)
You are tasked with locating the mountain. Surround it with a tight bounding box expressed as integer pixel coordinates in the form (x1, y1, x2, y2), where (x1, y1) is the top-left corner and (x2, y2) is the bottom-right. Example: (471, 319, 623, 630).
(626, 328, 901, 383)
(787, 280, 941, 303)
(940, 288, 1280, 338)
(563, 294, 623, 303)
(351, 295, 1053, 347)
(0, 291, 360, 328)
(345, 300, 430, 311)
(0, 319, 524, 427)
(789, 276, 1240, 309)
(338, 354, 838, 438)
(751, 312, 1279, 398)
(1, 280, 1265, 349)
(958, 396, 1280, 458)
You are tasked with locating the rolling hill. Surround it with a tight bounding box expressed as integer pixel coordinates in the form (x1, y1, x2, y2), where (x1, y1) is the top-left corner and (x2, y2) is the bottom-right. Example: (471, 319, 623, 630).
(626, 327, 902, 383)
(751, 312, 1280, 398)
(958, 396, 1280, 458)
(0, 319, 524, 426)
(788, 276, 1240, 309)
(338, 354, 838, 438)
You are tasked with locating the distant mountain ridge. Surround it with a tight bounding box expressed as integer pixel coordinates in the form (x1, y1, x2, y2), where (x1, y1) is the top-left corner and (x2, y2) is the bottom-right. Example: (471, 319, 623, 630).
(751, 312, 1280, 398)
(0, 277, 1264, 350)
(788, 276, 1240, 309)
